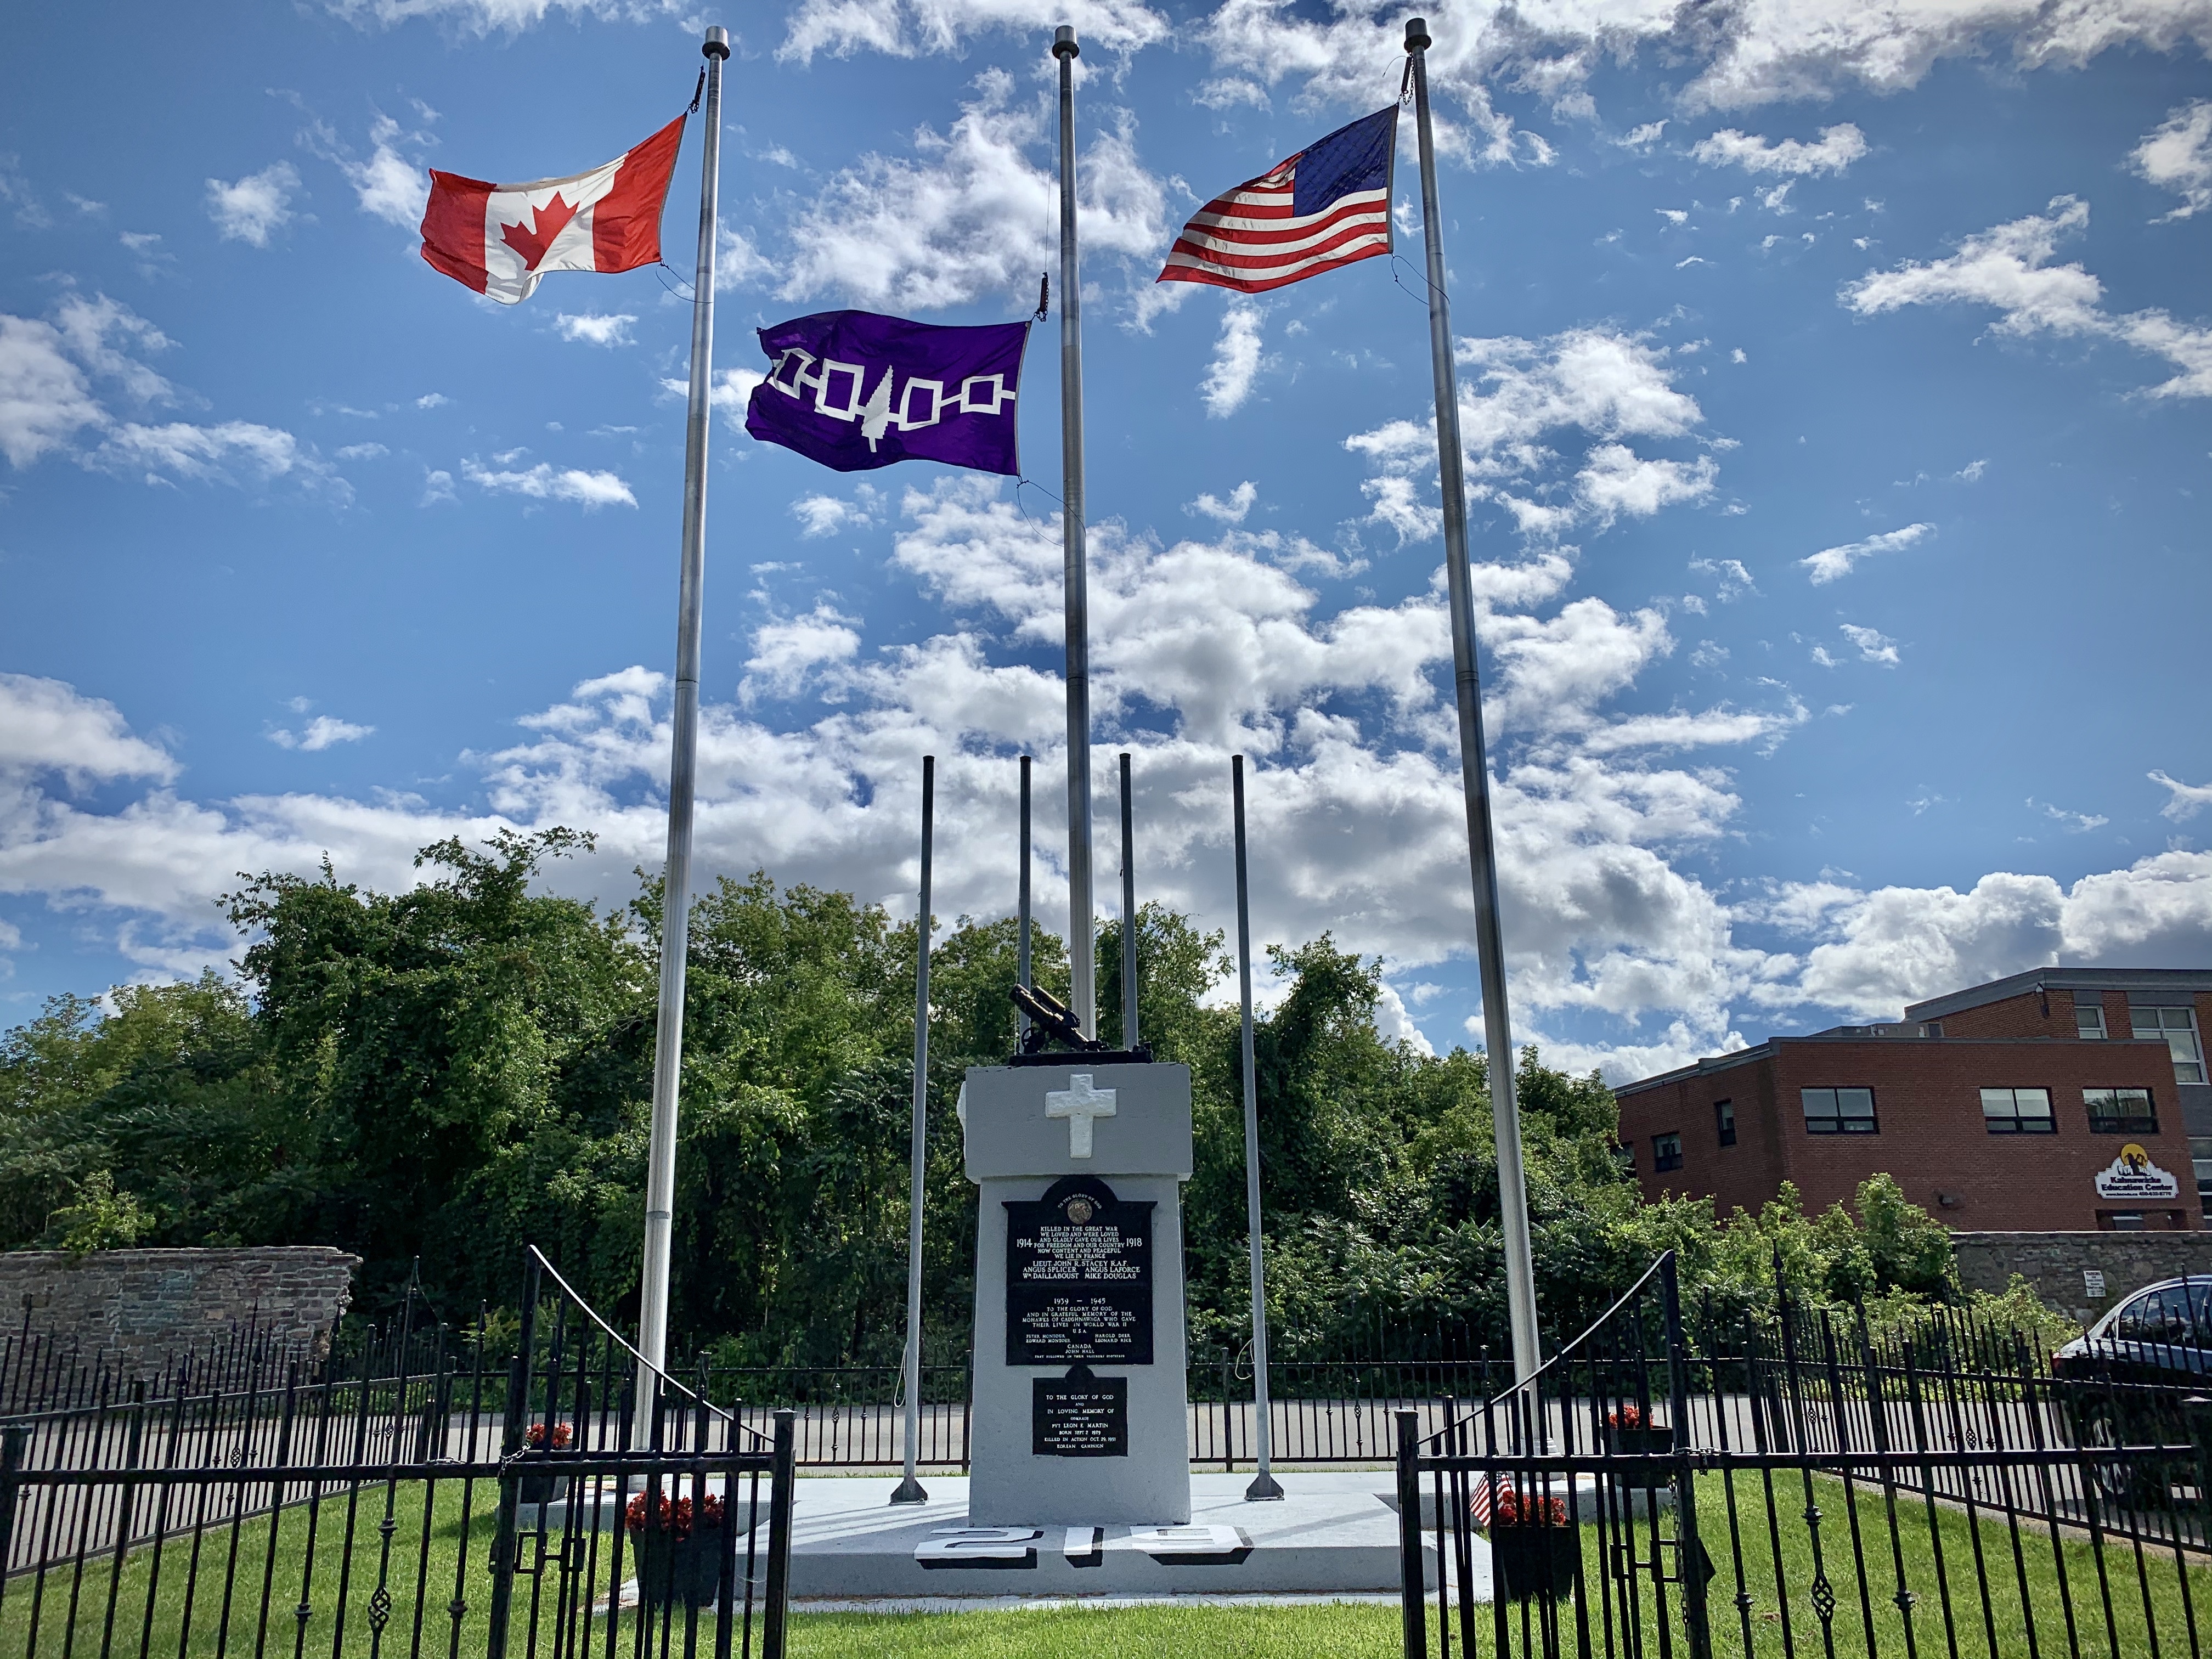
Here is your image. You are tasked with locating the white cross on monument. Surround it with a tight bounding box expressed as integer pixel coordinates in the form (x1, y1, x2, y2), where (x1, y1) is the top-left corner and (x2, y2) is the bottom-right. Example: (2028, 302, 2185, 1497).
(1045, 1074, 1117, 1159)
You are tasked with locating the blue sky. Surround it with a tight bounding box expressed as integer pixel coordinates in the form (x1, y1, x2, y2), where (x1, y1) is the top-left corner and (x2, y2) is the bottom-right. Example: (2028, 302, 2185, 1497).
(2, 0, 2209, 1077)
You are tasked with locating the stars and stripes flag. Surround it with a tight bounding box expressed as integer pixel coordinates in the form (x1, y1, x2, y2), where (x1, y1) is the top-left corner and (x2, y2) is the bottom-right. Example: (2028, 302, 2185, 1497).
(1469, 1476, 1499, 1527)
(419, 116, 685, 306)
(1156, 105, 1398, 294)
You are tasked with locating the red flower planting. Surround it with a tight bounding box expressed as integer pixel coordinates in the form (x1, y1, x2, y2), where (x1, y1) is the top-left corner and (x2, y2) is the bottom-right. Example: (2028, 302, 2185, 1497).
(524, 1421, 574, 1450)
(625, 1491, 726, 1538)
(1606, 1403, 1646, 1430)
(1492, 1487, 1570, 1528)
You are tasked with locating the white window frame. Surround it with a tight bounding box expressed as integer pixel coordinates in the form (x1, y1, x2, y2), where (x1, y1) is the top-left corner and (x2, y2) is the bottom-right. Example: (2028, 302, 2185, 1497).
(2131, 1003, 2204, 1086)
(2075, 1000, 2106, 1040)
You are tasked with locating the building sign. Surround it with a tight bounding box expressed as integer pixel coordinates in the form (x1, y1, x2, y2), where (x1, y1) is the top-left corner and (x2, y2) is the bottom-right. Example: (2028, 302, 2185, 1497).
(2094, 1143, 2180, 1200)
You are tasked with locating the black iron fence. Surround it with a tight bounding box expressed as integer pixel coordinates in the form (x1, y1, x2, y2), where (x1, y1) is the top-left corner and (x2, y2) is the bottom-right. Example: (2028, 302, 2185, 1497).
(1397, 1254, 2212, 1658)
(0, 1248, 794, 1659)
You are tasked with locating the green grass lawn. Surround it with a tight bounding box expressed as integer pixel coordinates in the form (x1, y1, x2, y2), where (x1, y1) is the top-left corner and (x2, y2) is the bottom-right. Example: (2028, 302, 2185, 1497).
(789, 1605, 1401, 1658)
(0, 1476, 793, 1659)
(1427, 1470, 2212, 1659)
(7, 1471, 2210, 1658)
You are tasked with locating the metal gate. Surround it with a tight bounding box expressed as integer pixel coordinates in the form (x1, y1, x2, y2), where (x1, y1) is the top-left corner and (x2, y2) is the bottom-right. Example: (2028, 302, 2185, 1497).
(1398, 1251, 2211, 1658)
(0, 1248, 794, 1659)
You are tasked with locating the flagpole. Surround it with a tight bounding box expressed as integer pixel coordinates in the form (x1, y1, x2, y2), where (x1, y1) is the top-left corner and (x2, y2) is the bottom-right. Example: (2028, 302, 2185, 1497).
(1233, 756, 1283, 1500)
(1118, 752, 1138, 1048)
(1404, 17, 1541, 1388)
(636, 24, 727, 1392)
(1053, 22, 1097, 1040)
(893, 755, 934, 1504)
(1017, 754, 1033, 1040)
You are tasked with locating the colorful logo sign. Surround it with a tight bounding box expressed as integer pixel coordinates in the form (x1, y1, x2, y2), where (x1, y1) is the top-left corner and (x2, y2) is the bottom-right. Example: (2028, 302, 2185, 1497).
(2094, 1143, 2179, 1199)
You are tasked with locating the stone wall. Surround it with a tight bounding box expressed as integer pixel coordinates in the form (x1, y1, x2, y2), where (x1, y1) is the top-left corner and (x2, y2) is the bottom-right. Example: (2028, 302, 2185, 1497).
(1951, 1231, 2212, 1327)
(0, 1247, 359, 1373)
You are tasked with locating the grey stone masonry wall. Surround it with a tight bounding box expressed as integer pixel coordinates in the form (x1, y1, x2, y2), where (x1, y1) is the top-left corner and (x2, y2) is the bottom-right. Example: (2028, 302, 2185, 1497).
(1952, 1232, 2212, 1327)
(0, 1247, 359, 1372)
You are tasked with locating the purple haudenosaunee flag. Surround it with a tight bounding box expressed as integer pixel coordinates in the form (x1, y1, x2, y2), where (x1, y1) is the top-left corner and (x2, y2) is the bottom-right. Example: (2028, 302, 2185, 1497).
(744, 309, 1028, 476)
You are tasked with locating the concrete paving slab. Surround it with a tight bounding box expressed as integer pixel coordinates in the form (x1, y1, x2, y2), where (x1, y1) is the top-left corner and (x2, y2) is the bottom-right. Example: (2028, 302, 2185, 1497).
(784, 1471, 1479, 1600)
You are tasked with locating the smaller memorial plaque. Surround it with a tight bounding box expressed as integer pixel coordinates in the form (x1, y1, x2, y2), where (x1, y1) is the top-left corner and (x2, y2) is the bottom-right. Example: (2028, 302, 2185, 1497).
(1033, 1368, 1128, 1458)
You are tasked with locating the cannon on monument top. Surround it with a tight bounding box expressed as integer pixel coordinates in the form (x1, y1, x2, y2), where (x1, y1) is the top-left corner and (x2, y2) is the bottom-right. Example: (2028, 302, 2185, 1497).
(1011, 983, 1153, 1065)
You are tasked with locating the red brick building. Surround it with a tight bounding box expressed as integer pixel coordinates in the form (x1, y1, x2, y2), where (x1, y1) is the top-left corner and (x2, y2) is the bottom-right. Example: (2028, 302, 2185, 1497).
(1612, 970, 2212, 1233)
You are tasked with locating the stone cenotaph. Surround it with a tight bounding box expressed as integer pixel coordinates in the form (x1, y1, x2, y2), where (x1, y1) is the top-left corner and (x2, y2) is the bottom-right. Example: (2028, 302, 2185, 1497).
(959, 1060, 1193, 1527)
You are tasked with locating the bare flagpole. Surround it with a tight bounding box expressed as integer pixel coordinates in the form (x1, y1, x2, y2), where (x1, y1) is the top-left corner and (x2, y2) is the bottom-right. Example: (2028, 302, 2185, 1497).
(1118, 753, 1138, 1048)
(1233, 756, 1283, 1500)
(1053, 22, 1097, 1040)
(893, 755, 935, 1504)
(636, 25, 728, 1392)
(1017, 755, 1033, 1039)
(1404, 16, 1541, 1386)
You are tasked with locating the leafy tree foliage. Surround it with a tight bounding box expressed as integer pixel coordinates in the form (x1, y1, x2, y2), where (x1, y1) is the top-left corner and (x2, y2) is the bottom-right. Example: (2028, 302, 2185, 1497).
(0, 832, 2048, 1362)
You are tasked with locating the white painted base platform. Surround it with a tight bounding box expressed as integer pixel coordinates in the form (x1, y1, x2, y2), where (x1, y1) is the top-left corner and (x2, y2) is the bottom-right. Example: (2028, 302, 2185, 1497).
(785, 1472, 1477, 1602)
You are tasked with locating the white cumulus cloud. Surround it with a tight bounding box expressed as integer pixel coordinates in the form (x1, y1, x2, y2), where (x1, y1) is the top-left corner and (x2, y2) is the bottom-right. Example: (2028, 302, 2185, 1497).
(1800, 522, 1933, 584)
(205, 162, 302, 246)
(2131, 100, 2212, 221)
(2152, 770, 2212, 821)
(555, 312, 636, 347)
(1348, 328, 1718, 544)
(775, 70, 1170, 313)
(781, 0, 1169, 61)
(461, 458, 636, 508)
(1843, 196, 2212, 399)
(1189, 481, 1257, 523)
(1691, 125, 1867, 176)
(1201, 301, 1265, 417)
(269, 716, 375, 752)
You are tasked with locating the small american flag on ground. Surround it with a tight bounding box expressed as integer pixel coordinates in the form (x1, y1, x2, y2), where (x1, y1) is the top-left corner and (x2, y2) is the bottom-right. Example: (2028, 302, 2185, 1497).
(1469, 1476, 1502, 1527)
(1156, 105, 1398, 294)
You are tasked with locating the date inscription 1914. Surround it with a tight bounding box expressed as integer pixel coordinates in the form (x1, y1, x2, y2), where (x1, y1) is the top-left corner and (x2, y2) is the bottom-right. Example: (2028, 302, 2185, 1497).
(1005, 1175, 1154, 1366)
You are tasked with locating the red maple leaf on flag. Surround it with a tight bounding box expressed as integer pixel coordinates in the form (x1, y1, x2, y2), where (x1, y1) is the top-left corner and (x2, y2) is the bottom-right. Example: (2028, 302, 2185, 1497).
(499, 192, 580, 272)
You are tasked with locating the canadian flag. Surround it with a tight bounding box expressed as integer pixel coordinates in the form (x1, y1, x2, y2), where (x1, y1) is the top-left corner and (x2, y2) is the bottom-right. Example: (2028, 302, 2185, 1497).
(419, 116, 685, 306)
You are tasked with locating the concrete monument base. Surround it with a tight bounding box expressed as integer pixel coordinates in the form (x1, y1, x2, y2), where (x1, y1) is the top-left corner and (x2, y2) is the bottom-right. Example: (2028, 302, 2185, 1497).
(782, 1471, 1465, 1600)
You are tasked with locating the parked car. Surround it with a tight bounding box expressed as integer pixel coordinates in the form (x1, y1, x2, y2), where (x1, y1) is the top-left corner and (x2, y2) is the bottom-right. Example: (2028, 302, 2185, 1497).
(2051, 1276, 2212, 1502)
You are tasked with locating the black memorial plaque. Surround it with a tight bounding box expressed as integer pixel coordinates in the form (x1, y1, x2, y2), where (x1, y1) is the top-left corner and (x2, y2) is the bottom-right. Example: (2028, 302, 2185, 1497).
(1032, 1367, 1128, 1458)
(1005, 1175, 1154, 1366)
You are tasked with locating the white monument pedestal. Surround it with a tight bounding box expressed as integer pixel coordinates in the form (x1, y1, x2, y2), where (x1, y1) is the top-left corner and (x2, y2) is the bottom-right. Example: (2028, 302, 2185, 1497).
(960, 1062, 1193, 1528)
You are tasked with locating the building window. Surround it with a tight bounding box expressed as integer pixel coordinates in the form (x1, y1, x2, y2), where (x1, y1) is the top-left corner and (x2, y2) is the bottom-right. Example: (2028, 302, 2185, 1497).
(1803, 1086, 1878, 1135)
(2193, 1136, 2212, 1223)
(2131, 1005, 2205, 1085)
(2076, 1001, 2106, 1040)
(2085, 1087, 2158, 1134)
(1715, 1098, 1736, 1147)
(2103, 1211, 2148, 1232)
(1980, 1087, 2056, 1134)
(1653, 1132, 1683, 1172)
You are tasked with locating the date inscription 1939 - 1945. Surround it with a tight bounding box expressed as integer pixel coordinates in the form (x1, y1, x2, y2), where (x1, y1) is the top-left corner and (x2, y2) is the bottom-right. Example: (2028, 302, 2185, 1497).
(1004, 1175, 1154, 1367)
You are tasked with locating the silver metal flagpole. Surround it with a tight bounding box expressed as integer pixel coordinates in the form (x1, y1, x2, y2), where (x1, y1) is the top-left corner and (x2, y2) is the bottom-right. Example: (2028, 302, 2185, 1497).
(893, 755, 935, 1504)
(1232, 756, 1282, 1500)
(1118, 752, 1138, 1048)
(1053, 22, 1097, 1040)
(636, 24, 728, 1391)
(1017, 754, 1033, 1040)
(1404, 16, 1541, 1387)
(893, 756, 938, 1504)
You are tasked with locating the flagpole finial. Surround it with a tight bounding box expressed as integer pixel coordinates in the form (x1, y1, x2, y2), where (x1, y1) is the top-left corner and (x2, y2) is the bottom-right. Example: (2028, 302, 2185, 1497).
(703, 25, 730, 58)
(1404, 16, 1431, 50)
(1053, 23, 1079, 58)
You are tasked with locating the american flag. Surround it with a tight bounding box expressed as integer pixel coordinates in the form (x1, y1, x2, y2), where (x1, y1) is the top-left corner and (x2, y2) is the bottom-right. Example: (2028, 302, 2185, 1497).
(1469, 1476, 1504, 1527)
(1157, 105, 1398, 295)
